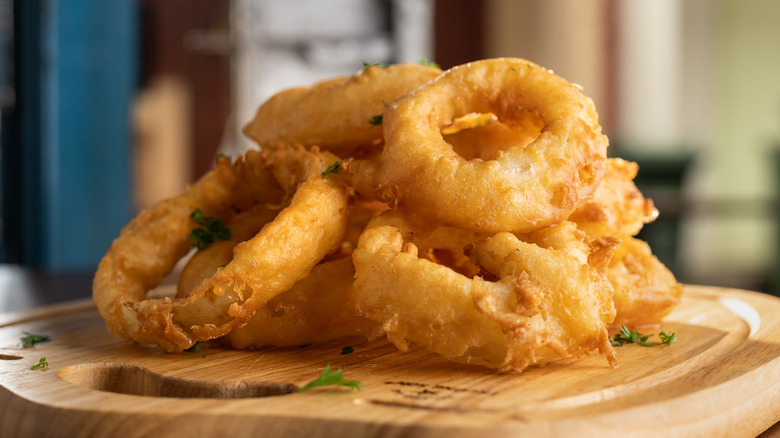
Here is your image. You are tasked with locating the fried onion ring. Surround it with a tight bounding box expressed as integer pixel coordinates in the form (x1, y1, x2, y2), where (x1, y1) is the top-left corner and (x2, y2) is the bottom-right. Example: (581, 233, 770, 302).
(569, 158, 658, 240)
(352, 211, 617, 371)
(341, 58, 608, 233)
(517, 221, 618, 325)
(608, 237, 683, 327)
(175, 197, 385, 348)
(178, 241, 381, 349)
(219, 257, 381, 349)
(566, 158, 681, 326)
(93, 147, 350, 352)
(243, 62, 442, 157)
(176, 202, 281, 298)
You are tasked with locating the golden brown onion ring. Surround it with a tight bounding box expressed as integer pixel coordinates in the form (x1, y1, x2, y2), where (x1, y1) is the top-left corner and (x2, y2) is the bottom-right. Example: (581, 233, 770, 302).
(565, 158, 681, 326)
(352, 211, 617, 372)
(569, 158, 658, 240)
(608, 237, 683, 328)
(342, 58, 608, 233)
(243, 62, 442, 157)
(178, 240, 381, 349)
(517, 221, 618, 325)
(175, 197, 386, 349)
(219, 257, 382, 349)
(93, 147, 350, 352)
(175, 198, 385, 297)
(176, 202, 281, 298)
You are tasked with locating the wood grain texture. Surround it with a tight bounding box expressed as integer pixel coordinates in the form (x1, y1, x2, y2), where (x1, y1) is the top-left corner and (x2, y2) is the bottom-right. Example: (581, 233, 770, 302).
(1, 285, 780, 437)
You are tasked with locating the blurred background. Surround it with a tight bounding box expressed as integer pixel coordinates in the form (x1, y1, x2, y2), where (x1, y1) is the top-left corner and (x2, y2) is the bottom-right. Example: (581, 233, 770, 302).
(1, 0, 779, 302)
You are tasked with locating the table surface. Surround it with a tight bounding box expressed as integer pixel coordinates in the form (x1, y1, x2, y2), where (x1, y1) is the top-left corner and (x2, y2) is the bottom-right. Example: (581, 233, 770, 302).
(0, 265, 94, 314)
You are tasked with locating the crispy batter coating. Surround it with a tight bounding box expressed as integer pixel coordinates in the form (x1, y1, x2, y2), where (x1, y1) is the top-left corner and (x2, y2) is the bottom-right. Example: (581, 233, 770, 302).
(176, 198, 386, 348)
(176, 203, 281, 298)
(608, 237, 683, 327)
(243, 62, 442, 157)
(568, 158, 681, 327)
(569, 158, 658, 240)
(352, 211, 617, 372)
(518, 221, 618, 326)
(220, 257, 382, 348)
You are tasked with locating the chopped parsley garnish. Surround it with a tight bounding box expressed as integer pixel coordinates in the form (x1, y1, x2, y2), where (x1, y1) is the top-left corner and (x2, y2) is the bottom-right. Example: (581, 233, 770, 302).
(419, 58, 439, 68)
(368, 113, 383, 127)
(215, 153, 231, 163)
(610, 325, 677, 347)
(298, 364, 360, 392)
(30, 357, 48, 370)
(658, 328, 677, 345)
(362, 61, 387, 70)
(189, 208, 231, 250)
(340, 346, 354, 355)
(368, 100, 389, 127)
(185, 342, 201, 353)
(321, 160, 342, 177)
(21, 332, 50, 348)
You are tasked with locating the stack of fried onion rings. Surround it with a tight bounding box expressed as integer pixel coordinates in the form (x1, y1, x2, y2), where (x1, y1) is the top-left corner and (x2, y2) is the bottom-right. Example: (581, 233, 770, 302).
(94, 58, 682, 371)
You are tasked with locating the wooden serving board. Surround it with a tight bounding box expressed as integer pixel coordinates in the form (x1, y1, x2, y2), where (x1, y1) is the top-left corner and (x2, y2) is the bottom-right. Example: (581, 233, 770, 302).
(2, 285, 780, 438)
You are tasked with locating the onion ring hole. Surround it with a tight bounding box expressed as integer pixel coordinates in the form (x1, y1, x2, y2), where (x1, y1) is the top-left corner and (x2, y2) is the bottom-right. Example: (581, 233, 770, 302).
(442, 111, 544, 161)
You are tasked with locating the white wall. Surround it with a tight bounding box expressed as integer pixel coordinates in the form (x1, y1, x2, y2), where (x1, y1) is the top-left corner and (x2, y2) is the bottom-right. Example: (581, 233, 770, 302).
(680, 0, 780, 287)
(485, 0, 780, 290)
